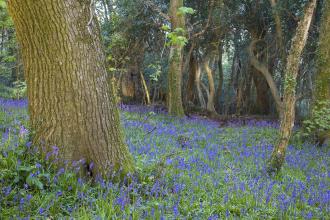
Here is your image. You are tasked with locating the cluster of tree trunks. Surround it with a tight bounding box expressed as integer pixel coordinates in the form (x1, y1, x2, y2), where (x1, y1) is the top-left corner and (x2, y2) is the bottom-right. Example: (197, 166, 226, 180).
(6, 0, 326, 178)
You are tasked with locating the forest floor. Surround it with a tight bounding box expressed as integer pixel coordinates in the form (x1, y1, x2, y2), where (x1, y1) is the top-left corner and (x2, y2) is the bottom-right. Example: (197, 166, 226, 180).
(0, 99, 329, 219)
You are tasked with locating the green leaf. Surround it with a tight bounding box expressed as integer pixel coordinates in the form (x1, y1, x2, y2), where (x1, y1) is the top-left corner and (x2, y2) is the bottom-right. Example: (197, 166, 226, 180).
(0, 0, 7, 9)
(178, 7, 196, 16)
(161, 25, 170, 31)
(26, 174, 44, 190)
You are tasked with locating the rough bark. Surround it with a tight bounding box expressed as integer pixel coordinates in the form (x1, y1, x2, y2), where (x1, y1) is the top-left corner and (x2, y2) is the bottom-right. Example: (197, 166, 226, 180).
(8, 0, 134, 177)
(167, 0, 185, 116)
(313, 0, 330, 145)
(268, 0, 317, 174)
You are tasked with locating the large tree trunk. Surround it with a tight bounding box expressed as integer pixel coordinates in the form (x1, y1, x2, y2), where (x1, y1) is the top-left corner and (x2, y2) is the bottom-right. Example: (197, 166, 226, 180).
(8, 0, 134, 177)
(313, 0, 330, 146)
(268, 0, 317, 173)
(250, 33, 271, 115)
(252, 72, 270, 114)
(248, 40, 283, 115)
(167, 0, 185, 116)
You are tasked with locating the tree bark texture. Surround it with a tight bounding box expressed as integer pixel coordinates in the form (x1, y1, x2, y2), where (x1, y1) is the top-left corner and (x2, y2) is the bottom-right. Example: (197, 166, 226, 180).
(167, 0, 185, 116)
(314, 0, 330, 145)
(268, 0, 317, 173)
(8, 0, 134, 177)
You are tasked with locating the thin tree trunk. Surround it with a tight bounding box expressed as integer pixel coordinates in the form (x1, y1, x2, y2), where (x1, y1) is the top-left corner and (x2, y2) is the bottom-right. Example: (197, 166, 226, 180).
(269, 0, 285, 64)
(8, 0, 134, 177)
(140, 72, 151, 105)
(204, 57, 216, 113)
(101, 0, 109, 23)
(167, 0, 185, 116)
(268, 0, 317, 173)
(195, 63, 206, 109)
(216, 42, 224, 113)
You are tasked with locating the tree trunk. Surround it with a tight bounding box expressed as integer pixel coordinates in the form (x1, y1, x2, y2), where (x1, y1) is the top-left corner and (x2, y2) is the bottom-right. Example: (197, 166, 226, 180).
(140, 72, 151, 105)
(204, 57, 216, 113)
(252, 72, 270, 114)
(216, 42, 224, 113)
(121, 45, 145, 103)
(248, 40, 283, 115)
(101, 0, 110, 23)
(167, 0, 185, 116)
(8, 0, 134, 177)
(195, 63, 206, 109)
(186, 54, 197, 105)
(313, 0, 330, 146)
(268, 0, 317, 174)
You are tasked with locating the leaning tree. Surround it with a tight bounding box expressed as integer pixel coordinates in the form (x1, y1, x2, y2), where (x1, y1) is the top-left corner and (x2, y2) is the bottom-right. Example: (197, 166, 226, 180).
(267, 0, 317, 173)
(7, 0, 134, 177)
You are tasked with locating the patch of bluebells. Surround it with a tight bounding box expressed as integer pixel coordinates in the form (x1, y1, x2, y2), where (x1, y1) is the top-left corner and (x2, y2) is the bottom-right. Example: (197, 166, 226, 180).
(0, 101, 329, 219)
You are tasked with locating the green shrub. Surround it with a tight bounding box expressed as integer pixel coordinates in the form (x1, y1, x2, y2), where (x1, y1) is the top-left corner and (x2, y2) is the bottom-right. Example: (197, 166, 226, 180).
(300, 100, 330, 145)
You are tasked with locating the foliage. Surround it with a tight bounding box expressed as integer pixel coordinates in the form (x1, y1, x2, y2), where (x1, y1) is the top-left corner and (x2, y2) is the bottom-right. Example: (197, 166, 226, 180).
(300, 100, 330, 145)
(0, 81, 26, 99)
(0, 99, 329, 219)
(163, 25, 188, 47)
(147, 63, 162, 82)
(177, 7, 196, 16)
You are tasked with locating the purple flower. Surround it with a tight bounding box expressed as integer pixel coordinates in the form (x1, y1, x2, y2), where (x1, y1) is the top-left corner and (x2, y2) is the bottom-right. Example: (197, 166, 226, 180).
(226, 209, 230, 218)
(56, 190, 63, 198)
(39, 208, 44, 215)
(36, 163, 42, 169)
(173, 204, 179, 216)
(3, 186, 11, 196)
(26, 194, 32, 202)
(19, 125, 28, 137)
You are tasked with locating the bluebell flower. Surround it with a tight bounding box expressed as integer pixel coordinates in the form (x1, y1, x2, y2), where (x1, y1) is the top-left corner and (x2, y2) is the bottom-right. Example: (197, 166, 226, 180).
(39, 208, 44, 215)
